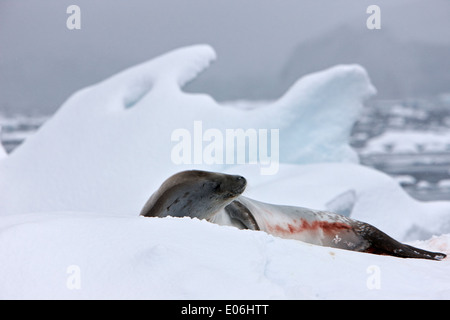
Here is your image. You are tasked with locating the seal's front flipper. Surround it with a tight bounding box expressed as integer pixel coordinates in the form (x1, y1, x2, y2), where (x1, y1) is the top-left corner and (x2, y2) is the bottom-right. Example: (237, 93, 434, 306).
(224, 201, 260, 231)
(325, 189, 356, 217)
(356, 222, 446, 261)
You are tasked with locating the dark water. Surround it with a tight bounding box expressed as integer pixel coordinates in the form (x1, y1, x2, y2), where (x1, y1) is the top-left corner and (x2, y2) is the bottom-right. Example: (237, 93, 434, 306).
(0, 115, 48, 153)
(351, 97, 450, 201)
(360, 153, 450, 201)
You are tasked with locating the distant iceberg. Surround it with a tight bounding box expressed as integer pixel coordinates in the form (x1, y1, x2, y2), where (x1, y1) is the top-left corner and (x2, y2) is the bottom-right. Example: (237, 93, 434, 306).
(0, 126, 6, 159)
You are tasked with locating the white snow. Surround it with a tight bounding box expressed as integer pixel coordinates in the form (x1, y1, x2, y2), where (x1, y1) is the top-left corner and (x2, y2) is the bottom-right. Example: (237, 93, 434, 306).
(1, 211, 450, 300)
(1, 44, 450, 300)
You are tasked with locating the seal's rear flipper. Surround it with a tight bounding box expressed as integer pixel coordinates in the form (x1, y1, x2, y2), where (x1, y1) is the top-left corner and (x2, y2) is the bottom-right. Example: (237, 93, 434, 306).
(401, 243, 446, 261)
(357, 223, 446, 261)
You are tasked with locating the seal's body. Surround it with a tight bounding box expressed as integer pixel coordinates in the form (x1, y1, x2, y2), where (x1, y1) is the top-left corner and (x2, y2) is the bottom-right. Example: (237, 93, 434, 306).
(217, 197, 445, 260)
(141, 170, 446, 260)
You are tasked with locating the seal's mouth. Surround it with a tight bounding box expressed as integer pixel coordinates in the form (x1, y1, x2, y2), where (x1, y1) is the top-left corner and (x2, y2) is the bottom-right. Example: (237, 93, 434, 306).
(234, 176, 247, 194)
(224, 175, 247, 198)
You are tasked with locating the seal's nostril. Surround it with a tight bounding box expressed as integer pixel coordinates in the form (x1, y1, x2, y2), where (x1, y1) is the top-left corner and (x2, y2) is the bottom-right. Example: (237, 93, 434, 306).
(236, 176, 247, 191)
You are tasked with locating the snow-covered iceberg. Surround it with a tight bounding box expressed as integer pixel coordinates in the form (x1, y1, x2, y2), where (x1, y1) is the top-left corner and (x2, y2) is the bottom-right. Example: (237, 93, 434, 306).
(0, 45, 375, 216)
(1, 44, 450, 300)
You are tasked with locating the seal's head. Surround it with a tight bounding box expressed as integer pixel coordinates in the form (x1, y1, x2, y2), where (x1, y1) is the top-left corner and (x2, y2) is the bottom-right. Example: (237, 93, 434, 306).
(140, 170, 247, 219)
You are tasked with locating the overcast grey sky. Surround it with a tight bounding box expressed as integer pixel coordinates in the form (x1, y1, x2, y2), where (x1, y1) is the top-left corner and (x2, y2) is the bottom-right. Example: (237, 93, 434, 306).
(0, 0, 449, 116)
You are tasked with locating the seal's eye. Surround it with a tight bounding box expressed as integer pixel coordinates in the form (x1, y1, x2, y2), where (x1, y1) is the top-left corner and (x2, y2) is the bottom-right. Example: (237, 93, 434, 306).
(213, 183, 221, 192)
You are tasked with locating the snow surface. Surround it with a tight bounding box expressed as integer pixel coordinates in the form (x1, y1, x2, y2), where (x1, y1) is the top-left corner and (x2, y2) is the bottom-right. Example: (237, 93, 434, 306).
(1, 212, 450, 300)
(1, 45, 450, 299)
